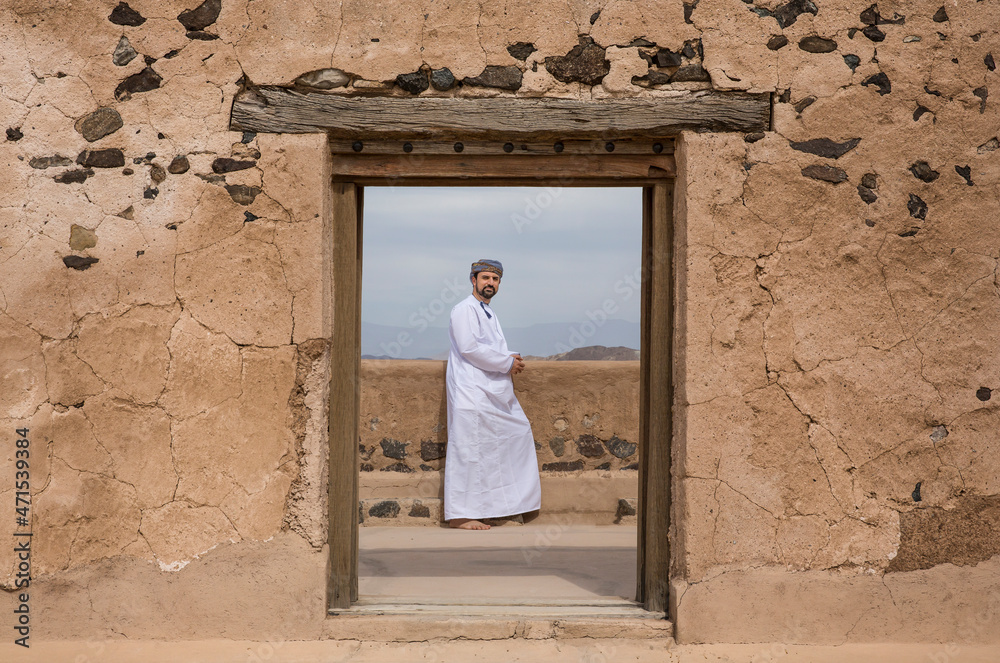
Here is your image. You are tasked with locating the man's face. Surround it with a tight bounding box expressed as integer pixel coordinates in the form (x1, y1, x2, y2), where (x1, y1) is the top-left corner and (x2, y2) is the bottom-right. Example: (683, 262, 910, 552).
(473, 271, 500, 301)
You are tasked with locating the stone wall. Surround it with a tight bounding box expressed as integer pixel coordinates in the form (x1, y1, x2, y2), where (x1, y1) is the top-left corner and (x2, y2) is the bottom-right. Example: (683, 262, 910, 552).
(0, 0, 998, 646)
(361, 360, 640, 474)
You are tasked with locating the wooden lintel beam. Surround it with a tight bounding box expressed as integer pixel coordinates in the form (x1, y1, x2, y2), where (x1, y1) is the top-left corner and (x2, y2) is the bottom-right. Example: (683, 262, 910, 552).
(231, 86, 770, 139)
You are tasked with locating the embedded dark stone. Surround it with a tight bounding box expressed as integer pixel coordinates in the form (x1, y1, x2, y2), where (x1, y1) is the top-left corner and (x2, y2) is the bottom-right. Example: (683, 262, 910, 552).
(544, 37, 609, 86)
(930, 425, 948, 443)
(590, 10, 601, 24)
(419, 464, 434, 471)
(144, 55, 157, 66)
(767, 35, 788, 51)
(6, 127, 23, 141)
(862, 72, 891, 95)
(843, 54, 861, 71)
(751, 6, 772, 19)
(143, 187, 158, 199)
(420, 440, 446, 461)
(973, 86, 987, 114)
(430, 68, 456, 91)
(605, 436, 637, 459)
(682, 41, 699, 59)
(898, 229, 918, 237)
(862, 25, 885, 42)
(295, 68, 350, 90)
(409, 502, 431, 518)
(548, 436, 565, 457)
(542, 460, 585, 472)
(241, 132, 256, 144)
(224, 184, 261, 205)
(150, 164, 166, 184)
(615, 498, 637, 523)
(860, 5, 905, 25)
(912, 481, 922, 502)
(907, 194, 927, 220)
(463, 65, 523, 90)
(380, 438, 408, 460)
(979, 138, 999, 153)
(576, 434, 605, 458)
(976, 387, 992, 401)
(793, 96, 817, 113)
(857, 185, 878, 204)
(368, 501, 400, 518)
(913, 105, 931, 121)
(772, 0, 817, 28)
(212, 157, 256, 173)
(29, 155, 73, 169)
(778, 89, 791, 103)
(683, 1, 697, 24)
(243, 211, 258, 222)
(77, 148, 125, 168)
(909, 161, 939, 182)
(54, 168, 94, 184)
(865, 219, 876, 227)
(113, 36, 138, 66)
(745, 132, 765, 143)
(381, 462, 414, 473)
(631, 70, 673, 87)
(798, 36, 838, 53)
(507, 42, 536, 61)
(186, 31, 220, 40)
(925, 85, 942, 97)
(63, 255, 100, 270)
(789, 137, 861, 159)
(178, 0, 222, 31)
(77, 108, 124, 142)
(629, 38, 656, 47)
(596, 462, 611, 470)
(109, 2, 146, 26)
(801, 164, 848, 183)
(622, 462, 639, 470)
(115, 67, 162, 101)
(669, 64, 711, 82)
(360, 462, 374, 472)
(986, 53, 996, 72)
(955, 165, 973, 186)
(655, 48, 683, 67)
(168, 155, 190, 174)
(932, 6, 948, 22)
(163, 49, 181, 59)
(396, 71, 429, 94)
(122, 167, 134, 175)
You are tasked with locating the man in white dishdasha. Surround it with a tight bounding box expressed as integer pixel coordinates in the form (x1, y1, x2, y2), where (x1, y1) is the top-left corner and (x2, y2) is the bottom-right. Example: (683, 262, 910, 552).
(444, 259, 541, 530)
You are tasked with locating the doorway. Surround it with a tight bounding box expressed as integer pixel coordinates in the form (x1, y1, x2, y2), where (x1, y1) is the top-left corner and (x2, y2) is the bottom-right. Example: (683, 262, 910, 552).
(326, 142, 675, 615)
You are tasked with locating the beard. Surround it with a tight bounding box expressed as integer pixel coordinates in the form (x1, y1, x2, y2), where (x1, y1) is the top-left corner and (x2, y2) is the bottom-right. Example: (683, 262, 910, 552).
(477, 284, 496, 299)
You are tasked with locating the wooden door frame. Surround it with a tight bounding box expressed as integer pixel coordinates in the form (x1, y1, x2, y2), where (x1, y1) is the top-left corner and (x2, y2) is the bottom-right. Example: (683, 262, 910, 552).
(324, 147, 676, 614)
(229, 85, 769, 617)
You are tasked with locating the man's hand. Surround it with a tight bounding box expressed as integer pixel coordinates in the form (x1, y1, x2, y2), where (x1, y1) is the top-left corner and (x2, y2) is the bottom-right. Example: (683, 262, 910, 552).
(508, 354, 525, 376)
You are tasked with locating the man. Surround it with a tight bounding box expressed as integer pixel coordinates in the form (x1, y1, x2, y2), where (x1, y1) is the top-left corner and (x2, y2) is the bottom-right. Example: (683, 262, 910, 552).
(444, 259, 541, 530)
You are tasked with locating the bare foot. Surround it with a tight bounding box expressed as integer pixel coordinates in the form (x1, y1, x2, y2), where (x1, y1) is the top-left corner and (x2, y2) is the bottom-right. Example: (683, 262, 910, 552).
(449, 518, 491, 530)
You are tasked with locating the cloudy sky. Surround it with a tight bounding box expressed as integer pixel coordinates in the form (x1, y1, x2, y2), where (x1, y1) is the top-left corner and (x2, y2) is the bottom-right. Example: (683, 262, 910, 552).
(361, 186, 643, 339)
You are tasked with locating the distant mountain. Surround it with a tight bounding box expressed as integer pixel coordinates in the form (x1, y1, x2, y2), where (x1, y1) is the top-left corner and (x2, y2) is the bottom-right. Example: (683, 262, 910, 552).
(555, 345, 639, 361)
(362, 319, 640, 360)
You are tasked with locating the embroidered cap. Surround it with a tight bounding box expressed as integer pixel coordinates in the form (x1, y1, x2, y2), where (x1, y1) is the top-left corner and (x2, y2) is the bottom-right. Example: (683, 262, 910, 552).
(470, 259, 503, 279)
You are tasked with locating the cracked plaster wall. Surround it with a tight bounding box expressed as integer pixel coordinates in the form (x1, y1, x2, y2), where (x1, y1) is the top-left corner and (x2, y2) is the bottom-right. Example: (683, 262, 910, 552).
(0, 0, 997, 645)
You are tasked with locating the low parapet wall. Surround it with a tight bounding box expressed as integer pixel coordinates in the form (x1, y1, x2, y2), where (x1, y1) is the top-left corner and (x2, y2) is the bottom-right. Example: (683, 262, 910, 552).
(360, 360, 640, 524)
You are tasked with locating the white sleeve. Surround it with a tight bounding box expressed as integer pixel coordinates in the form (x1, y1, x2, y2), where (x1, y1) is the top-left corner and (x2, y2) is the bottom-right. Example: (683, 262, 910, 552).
(451, 304, 515, 373)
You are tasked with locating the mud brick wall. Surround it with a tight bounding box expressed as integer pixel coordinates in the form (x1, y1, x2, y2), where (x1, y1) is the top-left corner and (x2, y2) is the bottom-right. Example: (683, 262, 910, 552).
(0, 0, 997, 646)
(360, 360, 640, 474)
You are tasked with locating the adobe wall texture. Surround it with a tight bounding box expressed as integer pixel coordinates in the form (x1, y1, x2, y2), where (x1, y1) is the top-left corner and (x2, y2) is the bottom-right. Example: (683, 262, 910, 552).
(0, 0, 997, 646)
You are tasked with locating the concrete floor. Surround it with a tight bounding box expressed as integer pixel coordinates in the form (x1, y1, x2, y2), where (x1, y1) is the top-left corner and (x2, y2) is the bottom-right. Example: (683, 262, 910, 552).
(357, 524, 641, 613)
